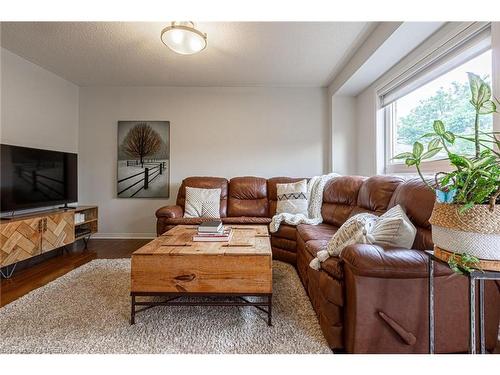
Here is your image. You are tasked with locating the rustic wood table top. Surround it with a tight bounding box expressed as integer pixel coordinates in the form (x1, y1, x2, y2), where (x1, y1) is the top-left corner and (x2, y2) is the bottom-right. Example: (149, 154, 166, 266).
(132, 225, 272, 256)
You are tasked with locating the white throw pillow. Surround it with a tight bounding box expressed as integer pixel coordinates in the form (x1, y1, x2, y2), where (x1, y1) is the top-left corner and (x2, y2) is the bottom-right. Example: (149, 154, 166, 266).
(367, 204, 417, 249)
(184, 187, 221, 218)
(276, 180, 308, 215)
(309, 205, 417, 270)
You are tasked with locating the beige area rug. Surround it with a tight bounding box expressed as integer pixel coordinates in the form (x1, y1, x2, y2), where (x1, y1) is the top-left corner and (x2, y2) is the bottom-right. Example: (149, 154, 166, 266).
(0, 260, 331, 354)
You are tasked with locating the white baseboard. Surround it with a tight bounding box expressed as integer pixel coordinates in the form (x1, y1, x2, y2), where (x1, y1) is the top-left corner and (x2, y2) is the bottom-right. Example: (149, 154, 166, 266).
(91, 233, 156, 239)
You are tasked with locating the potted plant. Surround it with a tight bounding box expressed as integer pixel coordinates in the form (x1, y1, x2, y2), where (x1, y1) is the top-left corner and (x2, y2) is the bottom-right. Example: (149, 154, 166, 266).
(394, 73, 500, 273)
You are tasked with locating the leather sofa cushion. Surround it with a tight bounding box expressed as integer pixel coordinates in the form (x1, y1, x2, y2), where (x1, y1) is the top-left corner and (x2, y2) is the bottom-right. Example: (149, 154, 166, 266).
(271, 237, 297, 252)
(412, 228, 433, 252)
(155, 205, 183, 218)
(388, 178, 435, 251)
(389, 178, 435, 228)
(297, 223, 337, 242)
(304, 239, 328, 257)
(228, 177, 269, 217)
(267, 177, 307, 216)
(272, 247, 297, 264)
(272, 224, 296, 241)
(341, 243, 453, 278)
(356, 176, 403, 214)
(322, 176, 365, 227)
(304, 240, 343, 280)
(176, 177, 229, 218)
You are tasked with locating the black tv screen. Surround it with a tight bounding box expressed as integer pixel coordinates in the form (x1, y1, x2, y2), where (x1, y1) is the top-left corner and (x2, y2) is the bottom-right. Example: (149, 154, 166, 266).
(1, 144, 78, 212)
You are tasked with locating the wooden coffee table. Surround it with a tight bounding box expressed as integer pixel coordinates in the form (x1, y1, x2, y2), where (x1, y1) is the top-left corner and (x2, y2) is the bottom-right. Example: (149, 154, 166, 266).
(130, 225, 273, 325)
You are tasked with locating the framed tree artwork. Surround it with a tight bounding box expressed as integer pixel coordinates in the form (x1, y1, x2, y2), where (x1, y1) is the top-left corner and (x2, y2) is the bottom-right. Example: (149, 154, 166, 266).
(117, 121, 170, 198)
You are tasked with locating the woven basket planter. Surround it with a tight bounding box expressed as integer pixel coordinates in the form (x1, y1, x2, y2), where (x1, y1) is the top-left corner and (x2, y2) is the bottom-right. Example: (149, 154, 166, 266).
(429, 202, 500, 270)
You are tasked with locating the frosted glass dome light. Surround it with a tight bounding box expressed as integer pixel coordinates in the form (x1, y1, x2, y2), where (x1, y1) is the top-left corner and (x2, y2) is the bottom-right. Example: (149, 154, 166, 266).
(161, 21, 207, 55)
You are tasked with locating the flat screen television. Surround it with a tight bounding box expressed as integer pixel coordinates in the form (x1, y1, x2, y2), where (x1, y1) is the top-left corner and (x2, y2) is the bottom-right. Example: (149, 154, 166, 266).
(1, 144, 78, 213)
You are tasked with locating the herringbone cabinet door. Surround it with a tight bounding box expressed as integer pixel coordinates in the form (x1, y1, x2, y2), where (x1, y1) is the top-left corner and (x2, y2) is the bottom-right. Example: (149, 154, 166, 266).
(0, 219, 42, 267)
(41, 212, 75, 252)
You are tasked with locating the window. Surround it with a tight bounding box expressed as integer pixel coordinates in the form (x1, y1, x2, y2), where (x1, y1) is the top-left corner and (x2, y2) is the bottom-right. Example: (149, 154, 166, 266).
(385, 50, 493, 172)
(377, 22, 496, 173)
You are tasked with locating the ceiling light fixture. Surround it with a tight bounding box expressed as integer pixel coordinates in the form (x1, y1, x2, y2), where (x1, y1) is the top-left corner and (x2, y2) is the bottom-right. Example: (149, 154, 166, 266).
(160, 21, 207, 55)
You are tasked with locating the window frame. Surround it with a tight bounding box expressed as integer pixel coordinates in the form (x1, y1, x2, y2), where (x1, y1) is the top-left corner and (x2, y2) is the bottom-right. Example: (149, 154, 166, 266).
(383, 49, 495, 175)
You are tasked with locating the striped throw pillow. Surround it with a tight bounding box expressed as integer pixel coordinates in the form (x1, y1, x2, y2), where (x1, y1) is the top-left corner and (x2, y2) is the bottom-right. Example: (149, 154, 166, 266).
(366, 204, 417, 249)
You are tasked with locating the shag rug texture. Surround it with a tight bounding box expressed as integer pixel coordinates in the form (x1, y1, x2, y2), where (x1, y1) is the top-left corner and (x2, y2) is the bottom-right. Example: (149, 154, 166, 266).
(0, 259, 331, 354)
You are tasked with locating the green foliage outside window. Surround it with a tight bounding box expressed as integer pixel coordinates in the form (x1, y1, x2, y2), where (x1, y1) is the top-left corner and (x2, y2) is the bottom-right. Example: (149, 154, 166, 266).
(396, 80, 493, 155)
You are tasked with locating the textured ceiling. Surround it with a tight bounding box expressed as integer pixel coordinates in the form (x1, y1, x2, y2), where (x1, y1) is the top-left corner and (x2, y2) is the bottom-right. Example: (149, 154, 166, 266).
(1, 22, 373, 87)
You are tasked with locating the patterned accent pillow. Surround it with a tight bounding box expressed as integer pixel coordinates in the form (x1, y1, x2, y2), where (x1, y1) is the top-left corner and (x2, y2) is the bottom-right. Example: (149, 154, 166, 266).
(327, 205, 417, 257)
(276, 180, 308, 215)
(367, 204, 417, 249)
(326, 213, 378, 257)
(184, 187, 221, 218)
(310, 205, 417, 270)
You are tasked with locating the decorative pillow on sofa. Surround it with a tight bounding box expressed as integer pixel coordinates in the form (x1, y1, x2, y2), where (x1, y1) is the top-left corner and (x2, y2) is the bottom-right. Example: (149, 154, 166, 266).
(309, 205, 416, 270)
(326, 212, 378, 257)
(276, 179, 308, 215)
(367, 204, 417, 249)
(184, 187, 221, 218)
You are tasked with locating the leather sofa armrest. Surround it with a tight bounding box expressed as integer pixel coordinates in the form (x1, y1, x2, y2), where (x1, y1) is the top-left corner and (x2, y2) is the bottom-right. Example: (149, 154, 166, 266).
(341, 244, 452, 279)
(155, 205, 184, 219)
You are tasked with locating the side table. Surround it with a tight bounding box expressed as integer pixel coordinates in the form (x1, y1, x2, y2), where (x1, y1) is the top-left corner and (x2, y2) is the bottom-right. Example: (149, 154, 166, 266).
(425, 250, 500, 354)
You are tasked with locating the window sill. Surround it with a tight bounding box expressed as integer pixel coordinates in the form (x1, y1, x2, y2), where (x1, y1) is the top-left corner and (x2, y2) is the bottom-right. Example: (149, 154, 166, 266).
(385, 159, 453, 175)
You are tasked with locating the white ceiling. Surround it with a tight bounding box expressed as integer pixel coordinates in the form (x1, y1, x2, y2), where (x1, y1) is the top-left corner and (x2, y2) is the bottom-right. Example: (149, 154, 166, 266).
(0, 22, 374, 87)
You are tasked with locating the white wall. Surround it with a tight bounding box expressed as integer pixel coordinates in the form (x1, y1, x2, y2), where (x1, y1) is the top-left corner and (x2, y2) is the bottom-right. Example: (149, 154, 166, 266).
(355, 89, 381, 176)
(331, 95, 357, 174)
(0, 48, 79, 152)
(79, 86, 328, 237)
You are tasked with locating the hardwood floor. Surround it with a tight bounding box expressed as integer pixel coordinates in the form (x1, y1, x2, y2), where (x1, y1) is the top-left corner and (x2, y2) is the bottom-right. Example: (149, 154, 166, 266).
(0, 238, 149, 308)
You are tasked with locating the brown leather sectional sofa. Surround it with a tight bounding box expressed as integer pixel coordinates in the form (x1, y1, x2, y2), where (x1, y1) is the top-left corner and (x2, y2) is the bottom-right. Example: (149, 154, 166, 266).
(156, 175, 500, 353)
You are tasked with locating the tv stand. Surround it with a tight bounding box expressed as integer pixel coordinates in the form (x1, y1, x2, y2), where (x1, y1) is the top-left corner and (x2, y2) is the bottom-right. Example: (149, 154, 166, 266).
(0, 205, 98, 278)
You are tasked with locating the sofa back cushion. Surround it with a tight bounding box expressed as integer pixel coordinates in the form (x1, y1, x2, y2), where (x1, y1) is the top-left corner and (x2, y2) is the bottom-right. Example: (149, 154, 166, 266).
(322, 176, 366, 227)
(228, 177, 269, 217)
(267, 177, 307, 216)
(388, 178, 435, 250)
(177, 177, 229, 218)
(350, 176, 404, 217)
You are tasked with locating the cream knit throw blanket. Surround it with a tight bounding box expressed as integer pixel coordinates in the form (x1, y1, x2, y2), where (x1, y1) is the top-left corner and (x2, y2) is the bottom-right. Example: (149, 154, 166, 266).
(269, 173, 340, 233)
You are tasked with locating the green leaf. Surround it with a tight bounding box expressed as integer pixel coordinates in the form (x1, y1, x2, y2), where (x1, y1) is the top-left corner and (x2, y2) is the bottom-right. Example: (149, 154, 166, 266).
(392, 152, 414, 160)
(405, 158, 417, 166)
(420, 132, 437, 138)
(413, 142, 424, 158)
(468, 72, 482, 106)
(442, 131, 455, 144)
(449, 153, 473, 169)
(433, 120, 445, 135)
(428, 138, 441, 150)
(477, 82, 492, 106)
(479, 100, 497, 114)
(420, 147, 442, 160)
(473, 155, 496, 169)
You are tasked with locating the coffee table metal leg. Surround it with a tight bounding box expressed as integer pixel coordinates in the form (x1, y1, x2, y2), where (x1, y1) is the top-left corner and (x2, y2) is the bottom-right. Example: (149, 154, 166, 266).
(267, 294, 272, 326)
(131, 294, 136, 325)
